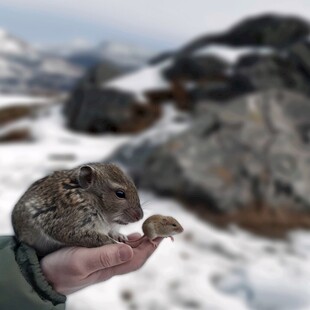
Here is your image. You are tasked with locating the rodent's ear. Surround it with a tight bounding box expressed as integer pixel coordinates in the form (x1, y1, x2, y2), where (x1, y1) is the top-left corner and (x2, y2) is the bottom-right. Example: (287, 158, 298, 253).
(78, 165, 94, 189)
(161, 218, 169, 225)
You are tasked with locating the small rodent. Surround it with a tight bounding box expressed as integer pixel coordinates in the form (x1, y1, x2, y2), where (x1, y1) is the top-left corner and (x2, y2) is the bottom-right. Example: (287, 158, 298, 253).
(12, 163, 143, 256)
(126, 214, 184, 247)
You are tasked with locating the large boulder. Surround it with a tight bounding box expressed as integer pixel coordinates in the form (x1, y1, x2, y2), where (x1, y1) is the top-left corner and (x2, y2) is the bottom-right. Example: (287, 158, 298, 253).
(131, 90, 310, 213)
(64, 87, 160, 133)
(178, 14, 310, 56)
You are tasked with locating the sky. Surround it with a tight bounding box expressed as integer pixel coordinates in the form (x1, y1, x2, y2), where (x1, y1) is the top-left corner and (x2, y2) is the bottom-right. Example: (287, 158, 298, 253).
(1, 0, 310, 50)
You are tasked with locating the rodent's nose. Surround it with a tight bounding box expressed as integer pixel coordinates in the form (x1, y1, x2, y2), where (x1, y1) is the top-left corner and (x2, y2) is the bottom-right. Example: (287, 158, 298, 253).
(133, 207, 143, 221)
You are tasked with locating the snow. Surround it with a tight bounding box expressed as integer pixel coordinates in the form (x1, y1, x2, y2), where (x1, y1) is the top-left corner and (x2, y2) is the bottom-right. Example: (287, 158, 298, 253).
(0, 28, 83, 93)
(0, 95, 51, 109)
(194, 44, 274, 63)
(39, 57, 83, 77)
(42, 38, 95, 57)
(0, 28, 37, 58)
(1, 95, 310, 309)
(104, 61, 171, 102)
(98, 41, 154, 67)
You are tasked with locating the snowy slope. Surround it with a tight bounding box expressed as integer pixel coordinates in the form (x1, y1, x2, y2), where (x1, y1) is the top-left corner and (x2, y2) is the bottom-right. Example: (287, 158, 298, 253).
(0, 28, 83, 93)
(0, 28, 38, 58)
(1, 96, 310, 310)
(64, 41, 154, 69)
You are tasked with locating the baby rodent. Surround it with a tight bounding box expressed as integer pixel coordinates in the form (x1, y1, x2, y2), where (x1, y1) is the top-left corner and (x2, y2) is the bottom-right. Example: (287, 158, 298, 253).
(126, 214, 184, 247)
(12, 163, 143, 256)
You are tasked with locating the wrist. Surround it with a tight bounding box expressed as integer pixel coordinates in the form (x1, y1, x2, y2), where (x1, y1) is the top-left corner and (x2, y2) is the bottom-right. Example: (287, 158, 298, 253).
(15, 240, 66, 304)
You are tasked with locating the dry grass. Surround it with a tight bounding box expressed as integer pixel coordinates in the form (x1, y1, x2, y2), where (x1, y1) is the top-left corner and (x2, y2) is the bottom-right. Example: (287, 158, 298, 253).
(0, 106, 35, 126)
(0, 128, 32, 143)
(185, 202, 310, 238)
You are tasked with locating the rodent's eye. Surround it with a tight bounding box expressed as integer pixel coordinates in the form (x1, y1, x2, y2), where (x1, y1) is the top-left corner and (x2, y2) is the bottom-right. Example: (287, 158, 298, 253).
(115, 190, 126, 199)
(172, 224, 177, 227)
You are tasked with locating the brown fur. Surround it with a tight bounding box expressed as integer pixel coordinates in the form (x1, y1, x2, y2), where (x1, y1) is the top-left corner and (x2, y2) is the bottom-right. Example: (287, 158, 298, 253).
(12, 163, 143, 256)
(126, 215, 184, 247)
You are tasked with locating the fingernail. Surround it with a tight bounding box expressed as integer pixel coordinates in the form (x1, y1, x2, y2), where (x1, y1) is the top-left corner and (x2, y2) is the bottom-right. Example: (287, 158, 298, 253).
(119, 246, 132, 262)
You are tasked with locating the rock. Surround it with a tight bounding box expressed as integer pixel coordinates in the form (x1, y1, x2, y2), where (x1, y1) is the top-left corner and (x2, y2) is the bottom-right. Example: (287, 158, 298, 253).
(288, 41, 310, 78)
(163, 55, 229, 81)
(140, 113, 256, 212)
(186, 52, 310, 103)
(155, 15, 310, 106)
(234, 53, 310, 95)
(106, 104, 190, 179)
(64, 87, 161, 133)
(137, 90, 310, 214)
(189, 74, 254, 102)
(76, 61, 129, 89)
(178, 14, 310, 56)
(220, 14, 310, 48)
(222, 89, 310, 143)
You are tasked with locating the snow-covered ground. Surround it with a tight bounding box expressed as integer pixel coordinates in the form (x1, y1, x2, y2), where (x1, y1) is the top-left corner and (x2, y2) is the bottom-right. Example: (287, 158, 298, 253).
(194, 45, 274, 63)
(105, 60, 171, 102)
(1, 96, 310, 310)
(0, 95, 51, 108)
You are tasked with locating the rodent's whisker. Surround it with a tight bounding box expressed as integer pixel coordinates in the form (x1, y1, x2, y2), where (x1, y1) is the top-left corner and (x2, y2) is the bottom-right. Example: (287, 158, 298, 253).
(141, 200, 154, 207)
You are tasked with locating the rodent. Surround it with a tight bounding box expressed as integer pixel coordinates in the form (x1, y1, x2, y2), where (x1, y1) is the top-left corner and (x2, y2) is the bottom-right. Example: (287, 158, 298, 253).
(126, 214, 184, 247)
(11, 163, 143, 256)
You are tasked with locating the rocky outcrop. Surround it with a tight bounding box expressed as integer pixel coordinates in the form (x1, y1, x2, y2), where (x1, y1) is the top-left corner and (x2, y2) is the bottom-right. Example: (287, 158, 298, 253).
(161, 14, 310, 106)
(178, 14, 310, 56)
(64, 87, 161, 133)
(63, 14, 310, 134)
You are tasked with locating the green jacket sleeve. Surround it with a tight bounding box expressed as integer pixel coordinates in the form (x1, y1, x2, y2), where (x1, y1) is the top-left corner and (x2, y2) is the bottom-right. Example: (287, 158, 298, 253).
(0, 236, 66, 310)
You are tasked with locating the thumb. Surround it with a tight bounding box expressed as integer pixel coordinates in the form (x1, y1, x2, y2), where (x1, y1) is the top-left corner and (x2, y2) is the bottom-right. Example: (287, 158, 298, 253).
(77, 244, 134, 274)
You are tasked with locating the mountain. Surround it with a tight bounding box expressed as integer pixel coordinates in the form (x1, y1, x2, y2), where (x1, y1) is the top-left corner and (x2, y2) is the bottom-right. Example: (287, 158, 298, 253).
(66, 41, 154, 69)
(0, 28, 83, 94)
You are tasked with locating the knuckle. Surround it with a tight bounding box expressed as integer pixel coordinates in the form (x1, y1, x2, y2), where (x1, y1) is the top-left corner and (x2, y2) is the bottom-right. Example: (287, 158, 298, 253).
(99, 251, 117, 268)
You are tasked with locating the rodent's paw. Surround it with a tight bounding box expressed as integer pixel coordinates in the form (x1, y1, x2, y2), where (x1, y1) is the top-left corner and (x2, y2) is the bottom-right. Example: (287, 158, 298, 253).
(109, 232, 128, 243)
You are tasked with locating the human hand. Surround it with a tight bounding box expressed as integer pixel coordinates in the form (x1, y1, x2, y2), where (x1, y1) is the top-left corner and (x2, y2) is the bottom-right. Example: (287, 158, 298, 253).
(40, 234, 162, 295)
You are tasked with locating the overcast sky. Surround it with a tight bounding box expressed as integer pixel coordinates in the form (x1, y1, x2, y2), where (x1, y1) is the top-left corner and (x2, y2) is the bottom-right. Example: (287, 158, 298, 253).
(1, 0, 310, 50)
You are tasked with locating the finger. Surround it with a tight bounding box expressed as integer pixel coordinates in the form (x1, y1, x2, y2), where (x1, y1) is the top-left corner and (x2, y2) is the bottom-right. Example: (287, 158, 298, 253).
(127, 233, 142, 241)
(109, 237, 163, 276)
(87, 238, 163, 283)
(75, 244, 134, 275)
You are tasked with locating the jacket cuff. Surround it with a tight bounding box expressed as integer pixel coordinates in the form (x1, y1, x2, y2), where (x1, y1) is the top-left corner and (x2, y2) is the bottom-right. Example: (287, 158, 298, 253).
(15, 240, 66, 305)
